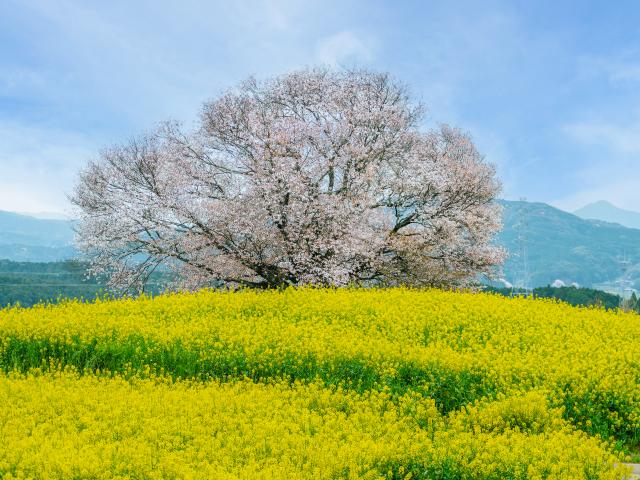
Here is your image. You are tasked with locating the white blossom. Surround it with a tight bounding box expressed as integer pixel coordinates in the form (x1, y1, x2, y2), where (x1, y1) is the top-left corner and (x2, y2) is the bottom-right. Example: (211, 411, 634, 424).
(72, 68, 505, 291)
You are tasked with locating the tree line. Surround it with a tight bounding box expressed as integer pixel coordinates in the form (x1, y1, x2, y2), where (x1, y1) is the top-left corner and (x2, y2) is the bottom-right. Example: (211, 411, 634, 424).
(486, 285, 624, 311)
(0, 258, 631, 311)
(0, 260, 166, 308)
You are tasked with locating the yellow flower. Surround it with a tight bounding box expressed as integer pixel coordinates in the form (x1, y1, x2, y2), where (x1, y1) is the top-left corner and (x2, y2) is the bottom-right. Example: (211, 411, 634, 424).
(0, 288, 635, 478)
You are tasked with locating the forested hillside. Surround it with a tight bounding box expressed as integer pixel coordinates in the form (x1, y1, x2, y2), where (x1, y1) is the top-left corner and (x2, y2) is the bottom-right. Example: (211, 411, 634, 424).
(498, 200, 640, 289)
(0, 260, 167, 307)
(0, 260, 103, 307)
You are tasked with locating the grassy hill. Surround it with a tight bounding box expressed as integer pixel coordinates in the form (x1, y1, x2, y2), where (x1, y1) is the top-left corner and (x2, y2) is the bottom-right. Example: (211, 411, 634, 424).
(0, 288, 635, 478)
(0, 258, 624, 310)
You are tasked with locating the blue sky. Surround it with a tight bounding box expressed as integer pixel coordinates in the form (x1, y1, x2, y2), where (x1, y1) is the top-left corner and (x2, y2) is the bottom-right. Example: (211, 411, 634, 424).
(2, 0, 640, 216)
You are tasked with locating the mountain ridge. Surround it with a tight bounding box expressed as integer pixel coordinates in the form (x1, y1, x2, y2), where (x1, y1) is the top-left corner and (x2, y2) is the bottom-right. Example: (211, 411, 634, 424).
(0, 210, 76, 262)
(573, 200, 640, 229)
(497, 199, 640, 292)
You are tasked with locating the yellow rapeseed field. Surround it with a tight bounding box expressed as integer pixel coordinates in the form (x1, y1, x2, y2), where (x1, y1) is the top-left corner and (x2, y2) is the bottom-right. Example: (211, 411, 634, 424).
(0, 288, 638, 478)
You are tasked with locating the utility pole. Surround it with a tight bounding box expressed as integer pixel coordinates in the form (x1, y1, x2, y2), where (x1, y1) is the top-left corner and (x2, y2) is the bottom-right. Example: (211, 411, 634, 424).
(513, 197, 532, 297)
(615, 253, 635, 307)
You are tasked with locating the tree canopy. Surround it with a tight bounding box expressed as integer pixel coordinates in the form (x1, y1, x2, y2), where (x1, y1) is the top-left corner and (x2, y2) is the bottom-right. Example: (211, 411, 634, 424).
(73, 68, 504, 291)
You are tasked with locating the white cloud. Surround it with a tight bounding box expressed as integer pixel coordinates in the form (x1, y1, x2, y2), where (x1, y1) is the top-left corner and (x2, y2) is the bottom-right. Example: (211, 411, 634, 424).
(564, 121, 640, 154)
(0, 67, 45, 93)
(552, 177, 640, 213)
(578, 51, 640, 87)
(1, 1, 380, 215)
(315, 31, 373, 67)
(556, 119, 640, 211)
(609, 63, 640, 85)
(10, 0, 639, 216)
(261, 0, 295, 30)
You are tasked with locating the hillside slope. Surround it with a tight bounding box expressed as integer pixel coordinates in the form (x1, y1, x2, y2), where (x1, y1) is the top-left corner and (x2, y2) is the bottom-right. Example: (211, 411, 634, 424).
(497, 199, 640, 289)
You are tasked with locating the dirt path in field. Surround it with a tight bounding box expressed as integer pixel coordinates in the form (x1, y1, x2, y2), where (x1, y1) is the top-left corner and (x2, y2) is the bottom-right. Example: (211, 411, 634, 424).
(623, 463, 640, 478)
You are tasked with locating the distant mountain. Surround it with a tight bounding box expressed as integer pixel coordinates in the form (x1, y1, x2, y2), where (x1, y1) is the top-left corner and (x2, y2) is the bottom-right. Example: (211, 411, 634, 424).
(573, 200, 640, 229)
(496, 200, 640, 291)
(0, 211, 76, 262)
(16, 211, 72, 220)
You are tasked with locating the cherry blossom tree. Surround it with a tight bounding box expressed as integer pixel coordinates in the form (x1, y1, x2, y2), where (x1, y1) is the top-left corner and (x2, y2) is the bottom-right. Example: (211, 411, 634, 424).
(72, 68, 505, 291)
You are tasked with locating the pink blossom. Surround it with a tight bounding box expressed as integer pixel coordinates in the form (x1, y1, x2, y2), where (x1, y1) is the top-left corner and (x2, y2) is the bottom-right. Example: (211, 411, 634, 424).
(72, 68, 505, 291)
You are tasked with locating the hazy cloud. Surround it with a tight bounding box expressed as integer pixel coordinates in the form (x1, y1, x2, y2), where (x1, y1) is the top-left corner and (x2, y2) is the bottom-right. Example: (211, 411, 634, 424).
(553, 176, 640, 212)
(578, 51, 640, 87)
(3, 1, 640, 213)
(315, 31, 373, 67)
(564, 121, 640, 154)
(0, 121, 96, 214)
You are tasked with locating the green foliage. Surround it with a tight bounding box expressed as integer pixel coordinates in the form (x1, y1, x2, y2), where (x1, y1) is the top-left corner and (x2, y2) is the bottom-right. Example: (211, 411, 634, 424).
(621, 292, 640, 313)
